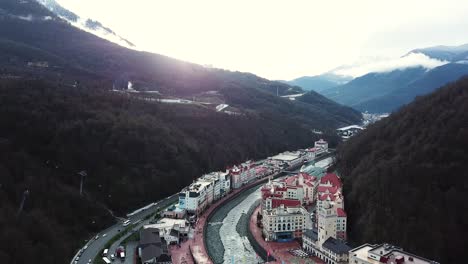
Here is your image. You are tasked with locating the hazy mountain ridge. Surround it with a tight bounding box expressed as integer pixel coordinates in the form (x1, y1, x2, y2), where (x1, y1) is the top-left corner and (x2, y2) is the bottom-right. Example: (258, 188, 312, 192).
(354, 62, 468, 112)
(320, 66, 428, 107)
(318, 45, 468, 113)
(284, 73, 352, 92)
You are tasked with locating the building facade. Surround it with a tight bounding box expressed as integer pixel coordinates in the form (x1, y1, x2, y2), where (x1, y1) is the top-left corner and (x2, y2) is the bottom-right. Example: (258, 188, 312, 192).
(302, 173, 350, 264)
(178, 171, 231, 215)
(262, 204, 308, 242)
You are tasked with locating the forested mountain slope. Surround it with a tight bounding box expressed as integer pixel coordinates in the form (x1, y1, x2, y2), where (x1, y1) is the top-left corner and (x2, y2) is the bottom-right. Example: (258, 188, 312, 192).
(336, 77, 468, 264)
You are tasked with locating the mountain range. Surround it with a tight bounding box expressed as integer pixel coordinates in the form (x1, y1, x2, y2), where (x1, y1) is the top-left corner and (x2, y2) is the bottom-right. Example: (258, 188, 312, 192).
(288, 44, 468, 113)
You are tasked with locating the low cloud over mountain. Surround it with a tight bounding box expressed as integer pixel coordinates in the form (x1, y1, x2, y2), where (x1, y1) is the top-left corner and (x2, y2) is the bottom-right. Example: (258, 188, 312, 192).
(332, 52, 448, 78)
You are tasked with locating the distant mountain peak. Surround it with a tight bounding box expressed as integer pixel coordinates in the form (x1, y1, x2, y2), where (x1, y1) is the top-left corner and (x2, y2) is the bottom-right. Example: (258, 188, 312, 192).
(408, 43, 468, 62)
(35, 0, 135, 48)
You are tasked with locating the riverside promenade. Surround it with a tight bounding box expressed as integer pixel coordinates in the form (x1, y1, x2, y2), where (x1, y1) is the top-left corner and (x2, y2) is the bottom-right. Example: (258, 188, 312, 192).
(170, 172, 280, 264)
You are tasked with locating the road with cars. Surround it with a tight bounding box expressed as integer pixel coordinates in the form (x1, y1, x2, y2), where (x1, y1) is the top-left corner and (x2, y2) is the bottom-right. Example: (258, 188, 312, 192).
(72, 194, 179, 264)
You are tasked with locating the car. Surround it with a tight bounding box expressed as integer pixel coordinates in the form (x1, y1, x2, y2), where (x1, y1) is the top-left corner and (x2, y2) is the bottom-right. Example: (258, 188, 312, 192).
(83, 245, 88, 250)
(74, 261, 78, 264)
(88, 259, 92, 263)
(102, 233, 107, 237)
(110, 254, 115, 260)
(95, 234, 100, 240)
(75, 257, 79, 261)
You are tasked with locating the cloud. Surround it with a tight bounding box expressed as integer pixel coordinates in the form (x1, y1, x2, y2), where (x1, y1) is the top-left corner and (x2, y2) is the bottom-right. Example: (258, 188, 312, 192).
(332, 53, 449, 77)
(17, 14, 33, 21)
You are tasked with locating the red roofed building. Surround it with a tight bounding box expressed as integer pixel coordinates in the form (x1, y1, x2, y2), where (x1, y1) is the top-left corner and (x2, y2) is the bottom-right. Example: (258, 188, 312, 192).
(228, 160, 260, 189)
(317, 173, 344, 211)
(265, 198, 301, 210)
(279, 173, 318, 205)
(320, 173, 342, 189)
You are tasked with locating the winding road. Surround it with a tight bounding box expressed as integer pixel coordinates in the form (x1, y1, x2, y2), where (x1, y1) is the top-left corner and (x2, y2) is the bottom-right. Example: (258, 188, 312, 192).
(72, 194, 178, 264)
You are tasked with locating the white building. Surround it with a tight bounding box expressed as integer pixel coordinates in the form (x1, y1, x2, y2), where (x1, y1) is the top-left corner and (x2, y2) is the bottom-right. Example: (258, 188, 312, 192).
(198, 171, 231, 201)
(262, 204, 309, 242)
(179, 171, 231, 214)
(270, 151, 304, 169)
(349, 243, 440, 264)
(314, 139, 329, 155)
(178, 180, 211, 215)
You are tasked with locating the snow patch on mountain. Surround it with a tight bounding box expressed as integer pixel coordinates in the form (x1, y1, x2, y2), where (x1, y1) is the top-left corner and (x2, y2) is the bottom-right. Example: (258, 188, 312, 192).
(35, 0, 135, 48)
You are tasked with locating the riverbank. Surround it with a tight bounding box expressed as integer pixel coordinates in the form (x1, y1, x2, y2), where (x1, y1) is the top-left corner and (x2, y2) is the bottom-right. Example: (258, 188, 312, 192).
(170, 172, 280, 263)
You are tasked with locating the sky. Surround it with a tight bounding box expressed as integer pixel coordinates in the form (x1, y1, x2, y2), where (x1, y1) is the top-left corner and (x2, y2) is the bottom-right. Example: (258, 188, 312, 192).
(55, 0, 468, 80)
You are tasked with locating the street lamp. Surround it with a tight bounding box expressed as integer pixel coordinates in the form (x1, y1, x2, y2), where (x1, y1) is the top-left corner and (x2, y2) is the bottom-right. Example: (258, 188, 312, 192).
(17, 189, 30, 217)
(78, 170, 87, 196)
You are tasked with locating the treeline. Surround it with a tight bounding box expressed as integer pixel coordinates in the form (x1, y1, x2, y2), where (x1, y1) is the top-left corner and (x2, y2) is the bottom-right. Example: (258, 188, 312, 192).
(336, 77, 468, 264)
(0, 79, 332, 263)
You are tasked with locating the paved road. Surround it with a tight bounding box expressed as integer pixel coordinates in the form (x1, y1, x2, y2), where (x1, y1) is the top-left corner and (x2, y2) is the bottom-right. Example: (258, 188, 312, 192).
(72, 194, 178, 264)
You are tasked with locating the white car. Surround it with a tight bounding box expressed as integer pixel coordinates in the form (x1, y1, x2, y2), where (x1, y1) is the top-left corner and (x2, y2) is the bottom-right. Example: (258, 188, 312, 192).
(95, 234, 100, 240)
(102, 233, 107, 237)
(83, 245, 88, 250)
(88, 259, 92, 263)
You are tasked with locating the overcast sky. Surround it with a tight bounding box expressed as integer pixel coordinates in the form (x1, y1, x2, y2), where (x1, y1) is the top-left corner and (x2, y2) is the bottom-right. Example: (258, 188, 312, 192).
(56, 0, 468, 80)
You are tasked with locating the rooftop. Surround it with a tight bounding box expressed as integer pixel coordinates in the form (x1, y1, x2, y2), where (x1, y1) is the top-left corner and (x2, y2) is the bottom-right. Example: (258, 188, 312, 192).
(322, 237, 352, 255)
(144, 218, 187, 231)
(350, 243, 439, 264)
(337, 208, 347, 217)
(320, 173, 342, 188)
(303, 228, 318, 241)
(270, 198, 301, 209)
(265, 205, 308, 216)
(271, 152, 302, 161)
(139, 228, 170, 263)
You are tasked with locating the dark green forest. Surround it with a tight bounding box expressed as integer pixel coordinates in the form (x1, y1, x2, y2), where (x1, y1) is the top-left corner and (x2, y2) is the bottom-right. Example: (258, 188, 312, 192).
(336, 77, 468, 264)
